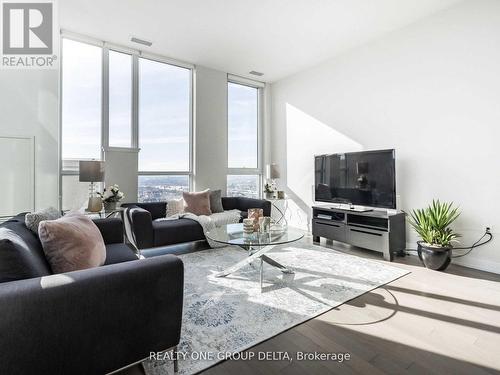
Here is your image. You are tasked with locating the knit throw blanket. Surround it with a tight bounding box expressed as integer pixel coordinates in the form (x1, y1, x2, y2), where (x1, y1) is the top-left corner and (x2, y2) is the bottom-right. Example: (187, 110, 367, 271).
(158, 210, 242, 248)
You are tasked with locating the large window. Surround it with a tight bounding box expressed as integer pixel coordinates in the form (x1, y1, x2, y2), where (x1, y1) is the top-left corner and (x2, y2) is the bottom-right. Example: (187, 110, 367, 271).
(227, 175, 259, 199)
(61, 36, 193, 209)
(109, 50, 132, 148)
(139, 58, 190, 171)
(227, 80, 261, 198)
(228, 82, 258, 168)
(138, 58, 192, 202)
(138, 176, 189, 202)
(61, 39, 103, 210)
(61, 38, 102, 162)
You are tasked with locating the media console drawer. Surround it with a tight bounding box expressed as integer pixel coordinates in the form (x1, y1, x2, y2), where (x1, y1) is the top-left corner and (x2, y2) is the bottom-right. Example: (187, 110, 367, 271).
(312, 220, 346, 243)
(347, 226, 389, 253)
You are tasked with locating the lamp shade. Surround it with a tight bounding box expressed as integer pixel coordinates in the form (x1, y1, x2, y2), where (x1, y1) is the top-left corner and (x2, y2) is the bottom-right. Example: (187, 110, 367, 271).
(266, 164, 280, 179)
(79, 160, 104, 182)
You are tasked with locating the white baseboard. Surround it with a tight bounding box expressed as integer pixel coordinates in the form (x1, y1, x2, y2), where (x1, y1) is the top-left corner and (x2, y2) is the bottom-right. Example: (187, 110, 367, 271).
(405, 242, 500, 275)
(452, 257, 500, 275)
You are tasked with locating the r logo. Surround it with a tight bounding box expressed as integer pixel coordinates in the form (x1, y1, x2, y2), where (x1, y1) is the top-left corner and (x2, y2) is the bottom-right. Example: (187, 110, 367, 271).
(2, 2, 53, 54)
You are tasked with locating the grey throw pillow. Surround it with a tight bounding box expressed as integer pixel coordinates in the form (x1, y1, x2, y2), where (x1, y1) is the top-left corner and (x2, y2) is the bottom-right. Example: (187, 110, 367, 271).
(25, 207, 61, 235)
(209, 189, 224, 213)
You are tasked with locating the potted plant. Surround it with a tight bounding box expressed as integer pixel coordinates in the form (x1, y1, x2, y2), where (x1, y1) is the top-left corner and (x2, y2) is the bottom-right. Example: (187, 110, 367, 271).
(264, 182, 276, 199)
(98, 184, 124, 211)
(408, 200, 460, 271)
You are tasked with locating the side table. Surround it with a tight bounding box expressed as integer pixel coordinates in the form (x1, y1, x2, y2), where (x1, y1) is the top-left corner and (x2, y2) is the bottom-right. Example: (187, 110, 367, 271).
(266, 198, 289, 227)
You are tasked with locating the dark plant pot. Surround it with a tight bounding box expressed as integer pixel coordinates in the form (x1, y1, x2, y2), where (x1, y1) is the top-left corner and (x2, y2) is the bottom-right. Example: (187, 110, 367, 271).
(264, 192, 275, 199)
(417, 241, 452, 271)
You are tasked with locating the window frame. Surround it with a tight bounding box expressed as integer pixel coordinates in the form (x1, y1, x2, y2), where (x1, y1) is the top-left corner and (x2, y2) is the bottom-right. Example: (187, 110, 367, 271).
(226, 75, 264, 197)
(59, 32, 194, 208)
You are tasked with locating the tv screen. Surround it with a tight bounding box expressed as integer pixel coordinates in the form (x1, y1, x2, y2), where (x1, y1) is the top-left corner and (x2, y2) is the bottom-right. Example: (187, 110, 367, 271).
(314, 149, 396, 209)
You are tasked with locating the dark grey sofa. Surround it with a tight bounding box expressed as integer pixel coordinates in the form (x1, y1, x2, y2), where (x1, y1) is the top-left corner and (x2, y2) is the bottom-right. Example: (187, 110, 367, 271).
(0, 214, 184, 375)
(123, 197, 271, 249)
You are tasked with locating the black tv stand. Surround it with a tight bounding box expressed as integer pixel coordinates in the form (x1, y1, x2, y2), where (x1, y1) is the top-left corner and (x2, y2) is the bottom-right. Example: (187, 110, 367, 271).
(312, 205, 406, 261)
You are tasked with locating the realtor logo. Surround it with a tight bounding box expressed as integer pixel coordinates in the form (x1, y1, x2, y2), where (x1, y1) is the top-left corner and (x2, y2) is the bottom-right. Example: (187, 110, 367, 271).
(1, 0, 58, 68)
(3, 2, 52, 54)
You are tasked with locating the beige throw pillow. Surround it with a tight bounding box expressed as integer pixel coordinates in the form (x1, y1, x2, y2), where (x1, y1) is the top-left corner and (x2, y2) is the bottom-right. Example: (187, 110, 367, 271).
(166, 198, 185, 217)
(183, 190, 212, 216)
(38, 213, 106, 274)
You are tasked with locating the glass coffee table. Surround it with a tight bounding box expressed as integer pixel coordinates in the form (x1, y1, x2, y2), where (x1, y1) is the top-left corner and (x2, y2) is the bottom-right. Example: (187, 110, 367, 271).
(206, 223, 304, 289)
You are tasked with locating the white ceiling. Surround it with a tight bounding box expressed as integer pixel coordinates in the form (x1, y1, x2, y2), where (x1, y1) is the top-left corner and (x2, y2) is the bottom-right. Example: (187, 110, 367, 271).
(60, 0, 462, 82)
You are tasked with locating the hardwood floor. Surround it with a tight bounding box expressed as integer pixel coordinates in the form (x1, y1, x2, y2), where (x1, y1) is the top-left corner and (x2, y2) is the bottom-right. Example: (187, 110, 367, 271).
(122, 236, 500, 375)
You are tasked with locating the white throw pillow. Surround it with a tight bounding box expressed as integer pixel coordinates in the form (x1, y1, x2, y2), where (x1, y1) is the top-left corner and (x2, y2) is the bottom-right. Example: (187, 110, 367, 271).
(166, 198, 185, 217)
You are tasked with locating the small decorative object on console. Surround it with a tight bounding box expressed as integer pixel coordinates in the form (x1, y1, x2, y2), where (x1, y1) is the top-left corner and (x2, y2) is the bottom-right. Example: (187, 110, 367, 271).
(98, 184, 124, 211)
(277, 191, 285, 199)
(248, 208, 263, 231)
(258, 216, 271, 233)
(243, 218, 254, 236)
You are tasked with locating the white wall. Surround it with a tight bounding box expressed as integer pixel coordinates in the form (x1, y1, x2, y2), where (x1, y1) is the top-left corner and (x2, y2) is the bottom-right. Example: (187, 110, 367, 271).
(0, 70, 60, 211)
(270, 0, 500, 273)
(104, 148, 139, 204)
(194, 66, 228, 194)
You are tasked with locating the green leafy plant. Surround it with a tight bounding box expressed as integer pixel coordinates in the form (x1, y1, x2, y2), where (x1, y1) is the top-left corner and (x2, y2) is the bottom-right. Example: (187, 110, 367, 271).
(264, 182, 275, 194)
(408, 200, 461, 247)
(98, 184, 124, 203)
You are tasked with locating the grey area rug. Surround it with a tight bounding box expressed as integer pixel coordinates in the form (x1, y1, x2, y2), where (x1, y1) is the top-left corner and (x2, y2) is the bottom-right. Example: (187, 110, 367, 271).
(144, 241, 409, 375)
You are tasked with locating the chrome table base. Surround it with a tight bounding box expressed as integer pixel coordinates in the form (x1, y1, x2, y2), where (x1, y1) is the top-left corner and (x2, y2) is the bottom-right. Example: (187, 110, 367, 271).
(215, 244, 294, 289)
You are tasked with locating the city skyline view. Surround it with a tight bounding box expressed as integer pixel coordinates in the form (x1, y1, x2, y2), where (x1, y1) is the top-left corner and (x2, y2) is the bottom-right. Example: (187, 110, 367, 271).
(138, 175, 259, 202)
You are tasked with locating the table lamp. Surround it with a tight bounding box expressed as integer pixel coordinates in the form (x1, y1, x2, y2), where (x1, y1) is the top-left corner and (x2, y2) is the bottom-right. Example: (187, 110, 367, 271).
(266, 163, 280, 183)
(79, 160, 104, 212)
(266, 164, 280, 179)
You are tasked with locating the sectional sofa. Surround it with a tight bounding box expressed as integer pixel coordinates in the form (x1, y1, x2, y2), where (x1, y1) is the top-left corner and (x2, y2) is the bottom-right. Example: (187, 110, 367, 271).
(122, 196, 271, 249)
(0, 196, 270, 374)
(0, 214, 183, 375)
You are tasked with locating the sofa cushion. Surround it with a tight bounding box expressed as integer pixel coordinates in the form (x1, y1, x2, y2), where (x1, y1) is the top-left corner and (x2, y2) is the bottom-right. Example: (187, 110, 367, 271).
(134, 202, 167, 220)
(183, 190, 212, 216)
(8, 212, 30, 223)
(153, 218, 205, 247)
(104, 243, 139, 265)
(0, 226, 52, 283)
(39, 213, 106, 274)
(0, 219, 52, 277)
(209, 189, 224, 213)
(221, 197, 272, 217)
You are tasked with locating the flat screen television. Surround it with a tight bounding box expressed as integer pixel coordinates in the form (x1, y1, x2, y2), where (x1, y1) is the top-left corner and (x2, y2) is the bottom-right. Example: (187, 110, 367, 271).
(314, 149, 396, 209)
